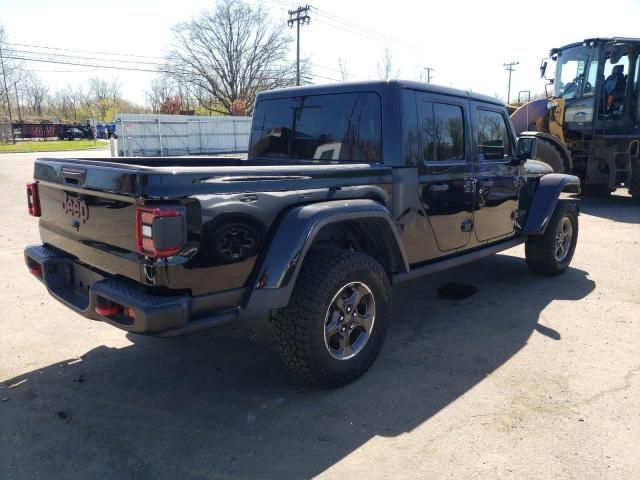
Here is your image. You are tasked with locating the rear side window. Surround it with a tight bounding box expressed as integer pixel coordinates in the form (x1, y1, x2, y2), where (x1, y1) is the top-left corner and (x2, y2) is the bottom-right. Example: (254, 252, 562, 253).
(250, 92, 381, 162)
(476, 109, 511, 161)
(422, 101, 465, 163)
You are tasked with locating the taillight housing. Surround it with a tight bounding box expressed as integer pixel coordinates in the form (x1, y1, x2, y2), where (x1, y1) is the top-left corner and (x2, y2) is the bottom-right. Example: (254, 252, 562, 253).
(136, 206, 186, 258)
(26, 182, 41, 217)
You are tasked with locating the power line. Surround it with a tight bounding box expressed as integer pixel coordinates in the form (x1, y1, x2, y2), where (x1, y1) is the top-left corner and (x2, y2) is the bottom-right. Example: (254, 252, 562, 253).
(3, 55, 164, 73)
(4, 47, 165, 67)
(312, 7, 394, 42)
(1, 41, 164, 61)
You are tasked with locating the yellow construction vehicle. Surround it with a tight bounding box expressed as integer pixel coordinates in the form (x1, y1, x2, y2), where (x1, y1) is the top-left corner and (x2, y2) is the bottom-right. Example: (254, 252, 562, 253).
(511, 37, 640, 198)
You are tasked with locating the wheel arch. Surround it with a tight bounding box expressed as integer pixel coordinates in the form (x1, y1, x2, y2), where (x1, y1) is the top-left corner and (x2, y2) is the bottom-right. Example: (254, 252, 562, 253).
(245, 199, 409, 311)
(522, 173, 581, 235)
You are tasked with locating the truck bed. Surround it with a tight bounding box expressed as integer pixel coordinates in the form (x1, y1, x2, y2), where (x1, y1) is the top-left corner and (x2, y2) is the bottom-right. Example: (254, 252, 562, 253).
(32, 156, 393, 295)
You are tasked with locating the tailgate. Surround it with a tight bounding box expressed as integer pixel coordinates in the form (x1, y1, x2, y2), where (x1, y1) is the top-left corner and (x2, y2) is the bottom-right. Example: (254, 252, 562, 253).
(35, 160, 142, 282)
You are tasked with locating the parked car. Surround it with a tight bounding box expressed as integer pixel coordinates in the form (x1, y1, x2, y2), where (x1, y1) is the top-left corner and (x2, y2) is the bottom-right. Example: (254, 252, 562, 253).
(57, 125, 94, 141)
(24, 81, 580, 387)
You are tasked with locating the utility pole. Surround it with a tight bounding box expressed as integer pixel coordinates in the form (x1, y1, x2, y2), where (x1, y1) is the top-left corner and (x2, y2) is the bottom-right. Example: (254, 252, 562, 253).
(288, 5, 310, 86)
(423, 66, 435, 83)
(14, 82, 21, 123)
(0, 43, 15, 143)
(504, 61, 519, 104)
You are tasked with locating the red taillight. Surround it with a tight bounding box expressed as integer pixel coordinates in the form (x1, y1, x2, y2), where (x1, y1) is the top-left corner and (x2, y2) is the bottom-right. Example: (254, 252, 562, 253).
(29, 264, 43, 278)
(26, 182, 41, 217)
(135, 206, 185, 258)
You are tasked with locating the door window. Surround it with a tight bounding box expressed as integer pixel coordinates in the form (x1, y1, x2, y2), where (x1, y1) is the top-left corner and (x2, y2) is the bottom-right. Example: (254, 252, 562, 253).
(603, 51, 629, 115)
(422, 101, 465, 163)
(476, 109, 511, 161)
(583, 59, 598, 97)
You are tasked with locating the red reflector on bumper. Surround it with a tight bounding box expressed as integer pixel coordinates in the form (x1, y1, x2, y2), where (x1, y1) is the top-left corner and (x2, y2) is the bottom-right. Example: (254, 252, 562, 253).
(29, 264, 43, 277)
(95, 303, 122, 317)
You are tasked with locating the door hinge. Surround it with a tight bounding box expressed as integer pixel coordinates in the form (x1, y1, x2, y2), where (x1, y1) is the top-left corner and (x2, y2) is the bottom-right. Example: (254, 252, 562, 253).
(461, 219, 474, 232)
(463, 177, 476, 193)
(513, 175, 524, 188)
(511, 209, 526, 221)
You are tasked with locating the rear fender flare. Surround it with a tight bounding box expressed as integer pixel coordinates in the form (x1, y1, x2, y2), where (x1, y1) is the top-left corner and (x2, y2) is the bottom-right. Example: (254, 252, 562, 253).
(522, 174, 580, 235)
(245, 199, 409, 311)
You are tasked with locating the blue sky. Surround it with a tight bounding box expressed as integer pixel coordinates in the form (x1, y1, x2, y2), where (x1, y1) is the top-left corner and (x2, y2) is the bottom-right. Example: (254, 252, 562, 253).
(2, 0, 640, 103)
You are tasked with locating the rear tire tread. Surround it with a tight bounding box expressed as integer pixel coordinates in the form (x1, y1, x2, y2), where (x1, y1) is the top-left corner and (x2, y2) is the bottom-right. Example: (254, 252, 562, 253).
(271, 249, 391, 387)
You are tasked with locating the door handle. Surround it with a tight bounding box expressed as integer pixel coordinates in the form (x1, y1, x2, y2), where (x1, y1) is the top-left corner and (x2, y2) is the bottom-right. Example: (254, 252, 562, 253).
(61, 167, 86, 186)
(428, 183, 449, 193)
(477, 179, 494, 188)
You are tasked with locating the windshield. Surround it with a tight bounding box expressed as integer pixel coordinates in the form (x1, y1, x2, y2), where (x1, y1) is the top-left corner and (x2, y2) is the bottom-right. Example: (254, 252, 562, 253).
(554, 46, 590, 99)
(250, 92, 382, 162)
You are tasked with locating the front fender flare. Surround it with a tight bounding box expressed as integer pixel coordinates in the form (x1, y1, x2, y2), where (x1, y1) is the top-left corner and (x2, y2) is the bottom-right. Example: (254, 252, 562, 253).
(245, 199, 408, 311)
(522, 174, 580, 235)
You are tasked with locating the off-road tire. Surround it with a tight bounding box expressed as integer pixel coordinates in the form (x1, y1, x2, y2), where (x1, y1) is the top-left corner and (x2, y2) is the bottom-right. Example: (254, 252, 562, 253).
(630, 158, 640, 202)
(536, 138, 567, 173)
(525, 200, 578, 276)
(272, 249, 391, 387)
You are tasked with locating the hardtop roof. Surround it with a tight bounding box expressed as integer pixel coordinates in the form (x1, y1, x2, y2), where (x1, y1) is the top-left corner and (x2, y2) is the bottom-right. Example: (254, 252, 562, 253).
(552, 37, 640, 54)
(256, 80, 504, 107)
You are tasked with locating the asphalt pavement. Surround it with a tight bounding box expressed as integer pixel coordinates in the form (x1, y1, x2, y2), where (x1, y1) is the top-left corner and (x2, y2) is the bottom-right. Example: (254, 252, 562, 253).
(1, 149, 638, 479)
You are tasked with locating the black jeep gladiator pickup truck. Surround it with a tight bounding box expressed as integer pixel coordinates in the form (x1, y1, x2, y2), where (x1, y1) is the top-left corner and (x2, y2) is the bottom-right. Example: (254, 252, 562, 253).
(25, 81, 580, 386)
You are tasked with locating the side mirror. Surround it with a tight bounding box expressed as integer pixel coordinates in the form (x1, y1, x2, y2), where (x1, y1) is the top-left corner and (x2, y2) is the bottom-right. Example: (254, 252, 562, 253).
(516, 136, 537, 162)
(540, 61, 547, 79)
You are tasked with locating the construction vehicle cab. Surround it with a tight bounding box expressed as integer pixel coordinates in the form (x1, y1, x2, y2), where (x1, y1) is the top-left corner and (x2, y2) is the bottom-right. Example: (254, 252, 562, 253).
(511, 37, 640, 199)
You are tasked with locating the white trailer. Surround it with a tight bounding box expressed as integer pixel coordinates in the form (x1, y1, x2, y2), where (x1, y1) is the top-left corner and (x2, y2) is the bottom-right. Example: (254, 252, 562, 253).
(115, 113, 252, 157)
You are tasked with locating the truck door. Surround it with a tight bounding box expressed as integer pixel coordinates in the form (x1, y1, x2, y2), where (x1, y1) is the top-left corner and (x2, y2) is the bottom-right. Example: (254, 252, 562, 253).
(471, 105, 520, 242)
(419, 98, 474, 253)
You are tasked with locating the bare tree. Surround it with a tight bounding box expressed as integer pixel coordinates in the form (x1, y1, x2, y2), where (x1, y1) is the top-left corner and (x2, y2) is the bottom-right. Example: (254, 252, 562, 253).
(22, 72, 48, 117)
(88, 77, 121, 120)
(377, 48, 399, 81)
(0, 25, 25, 120)
(413, 65, 428, 82)
(53, 84, 85, 121)
(165, 0, 298, 115)
(338, 58, 349, 82)
(146, 77, 175, 113)
(63, 84, 84, 121)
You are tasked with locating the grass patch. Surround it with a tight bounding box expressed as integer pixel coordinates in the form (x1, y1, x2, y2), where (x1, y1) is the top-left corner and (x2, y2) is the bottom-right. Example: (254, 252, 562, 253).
(0, 140, 109, 153)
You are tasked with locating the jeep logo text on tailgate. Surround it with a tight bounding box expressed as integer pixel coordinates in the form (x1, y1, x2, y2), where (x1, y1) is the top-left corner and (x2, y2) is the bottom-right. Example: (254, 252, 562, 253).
(63, 193, 89, 223)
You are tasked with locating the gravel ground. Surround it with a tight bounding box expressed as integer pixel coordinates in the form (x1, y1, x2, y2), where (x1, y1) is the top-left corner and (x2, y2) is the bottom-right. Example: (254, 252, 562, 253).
(1, 150, 638, 480)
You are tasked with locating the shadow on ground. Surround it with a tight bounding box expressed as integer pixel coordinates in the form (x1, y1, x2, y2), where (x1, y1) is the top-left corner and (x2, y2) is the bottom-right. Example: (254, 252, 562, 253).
(0, 254, 595, 479)
(570, 191, 640, 224)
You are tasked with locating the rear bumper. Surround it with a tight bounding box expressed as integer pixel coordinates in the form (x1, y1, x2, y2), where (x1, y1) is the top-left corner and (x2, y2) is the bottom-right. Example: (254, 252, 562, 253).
(24, 244, 246, 337)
